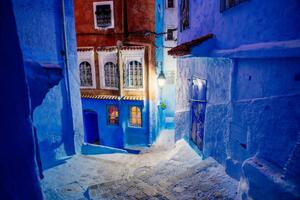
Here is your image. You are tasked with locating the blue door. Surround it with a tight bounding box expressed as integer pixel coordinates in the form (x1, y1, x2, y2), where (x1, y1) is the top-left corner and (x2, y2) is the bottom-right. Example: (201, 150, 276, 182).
(190, 78, 207, 150)
(83, 110, 100, 144)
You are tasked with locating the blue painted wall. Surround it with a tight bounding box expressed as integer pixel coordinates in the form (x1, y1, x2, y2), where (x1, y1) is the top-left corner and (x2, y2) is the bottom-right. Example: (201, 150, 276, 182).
(11, 0, 84, 169)
(0, 0, 42, 198)
(155, 0, 165, 64)
(175, 0, 300, 199)
(177, 0, 300, 50)
(154, 0, 166, 137)
(82, 99, 149, 149)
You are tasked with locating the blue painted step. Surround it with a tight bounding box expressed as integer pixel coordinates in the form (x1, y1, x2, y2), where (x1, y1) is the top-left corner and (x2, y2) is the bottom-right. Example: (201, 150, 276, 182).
(81, 144, 128, 155)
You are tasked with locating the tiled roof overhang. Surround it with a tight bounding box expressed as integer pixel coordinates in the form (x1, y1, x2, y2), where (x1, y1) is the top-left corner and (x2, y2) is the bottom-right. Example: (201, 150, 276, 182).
(122, 96, 144, 101)
(81, 94, 144, 101)
(77, 47, 94, 52)
(168, 33, 214, 56)
(81, 94, 120, 100)
(97, 46, 145, 52)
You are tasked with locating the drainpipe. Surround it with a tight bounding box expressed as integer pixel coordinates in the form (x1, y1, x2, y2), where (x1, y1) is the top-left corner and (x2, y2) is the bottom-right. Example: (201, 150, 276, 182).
(61, 0, 75, 154)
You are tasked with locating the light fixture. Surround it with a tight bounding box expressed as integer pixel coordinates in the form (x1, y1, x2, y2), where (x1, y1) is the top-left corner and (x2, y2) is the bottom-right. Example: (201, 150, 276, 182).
(157, 69, 166, 87)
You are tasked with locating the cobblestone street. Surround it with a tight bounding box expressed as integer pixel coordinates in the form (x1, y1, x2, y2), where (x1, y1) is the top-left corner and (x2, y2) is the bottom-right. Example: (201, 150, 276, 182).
(42, 130, 238, 200)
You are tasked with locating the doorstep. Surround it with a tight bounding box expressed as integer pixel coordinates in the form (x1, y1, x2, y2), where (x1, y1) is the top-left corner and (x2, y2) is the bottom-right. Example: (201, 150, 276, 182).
(81, 143, 128, 155)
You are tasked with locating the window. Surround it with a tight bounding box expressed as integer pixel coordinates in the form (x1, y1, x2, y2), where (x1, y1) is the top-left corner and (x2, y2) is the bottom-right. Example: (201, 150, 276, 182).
(104, 62, 119, 88)
(78, 47, 96, 88)
(180, 0, 189, 31)
(93, 1, 114, 29)
(79, 61, 93, 87)
(125, 61, 143, 89)
(166, 29, 174, 40)
(129, 106, 142, 127)
(220, 0, 248, 12)
(166, 0, 174, 8)
(107, 105, 119, 125)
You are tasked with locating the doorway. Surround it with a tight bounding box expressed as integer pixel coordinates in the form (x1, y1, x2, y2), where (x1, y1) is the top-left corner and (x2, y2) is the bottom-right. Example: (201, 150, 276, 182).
(190, 77, 207, 151)
(83, 110, 100, 144)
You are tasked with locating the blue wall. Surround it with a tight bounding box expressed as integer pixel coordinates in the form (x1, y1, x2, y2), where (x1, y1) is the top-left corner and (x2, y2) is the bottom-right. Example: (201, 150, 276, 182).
(155, 0, 165, 64)
(82, 99, 149, 149)
(178, 0, 300, 50)
(154, 0, 166, 137)
(175, 0, 300, 199)
(11, 0, 84, 169)
(175, 56, 300, 199)
(0, 0, 42, 198)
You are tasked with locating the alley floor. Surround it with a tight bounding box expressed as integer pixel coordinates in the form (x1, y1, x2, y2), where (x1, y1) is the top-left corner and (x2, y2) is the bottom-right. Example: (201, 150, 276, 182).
(42, 130, 239, 200)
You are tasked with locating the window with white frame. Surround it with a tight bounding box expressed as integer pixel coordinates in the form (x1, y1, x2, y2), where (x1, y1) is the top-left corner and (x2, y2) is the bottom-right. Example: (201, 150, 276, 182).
(78, 48, 96, 89)
(97, 50, 118, 90)
(124, 60, 143, 89)
(104, 62, 119, 88)
(93, 1, 114, 29)
(121, 48, 145, 90)
(166, 0, 174, 8)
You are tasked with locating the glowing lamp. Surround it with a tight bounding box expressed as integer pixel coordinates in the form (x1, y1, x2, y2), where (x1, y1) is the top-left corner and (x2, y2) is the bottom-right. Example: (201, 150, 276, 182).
(157, 70, 166, 87)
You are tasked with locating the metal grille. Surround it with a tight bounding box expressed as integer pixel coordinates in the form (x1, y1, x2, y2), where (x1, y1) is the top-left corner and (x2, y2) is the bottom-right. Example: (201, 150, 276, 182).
(104, 62, 119, 88)
(125, 61, 143, 88)
(79, 61, 93, 87)
(95, 4, 112, 28)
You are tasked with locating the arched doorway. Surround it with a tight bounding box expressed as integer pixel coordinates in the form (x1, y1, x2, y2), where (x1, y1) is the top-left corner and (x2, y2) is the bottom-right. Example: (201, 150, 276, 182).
(83, 110, 100, 144)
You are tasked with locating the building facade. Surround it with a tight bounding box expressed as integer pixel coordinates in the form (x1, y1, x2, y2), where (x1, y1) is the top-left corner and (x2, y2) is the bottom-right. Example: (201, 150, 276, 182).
(172, 0, 300, 199)
(74, 0, 157, 149)
(162, 0, 178, 129)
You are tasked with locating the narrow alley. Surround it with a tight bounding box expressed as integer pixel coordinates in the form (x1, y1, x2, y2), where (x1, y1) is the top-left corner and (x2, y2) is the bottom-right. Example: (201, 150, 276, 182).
(42, 131, 238, 200)
(1, 0, 299, 200)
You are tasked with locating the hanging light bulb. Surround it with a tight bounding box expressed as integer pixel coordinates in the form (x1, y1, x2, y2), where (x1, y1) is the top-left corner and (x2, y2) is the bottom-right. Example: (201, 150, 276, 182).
(157, 69, 166, 87)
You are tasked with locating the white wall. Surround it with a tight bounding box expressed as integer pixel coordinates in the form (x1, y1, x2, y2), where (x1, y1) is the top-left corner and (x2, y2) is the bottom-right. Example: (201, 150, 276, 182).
(162, 0, 178, 118)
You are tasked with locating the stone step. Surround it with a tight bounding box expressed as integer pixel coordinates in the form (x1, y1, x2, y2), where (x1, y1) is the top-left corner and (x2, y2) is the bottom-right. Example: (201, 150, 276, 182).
(81, 144, 128, 155)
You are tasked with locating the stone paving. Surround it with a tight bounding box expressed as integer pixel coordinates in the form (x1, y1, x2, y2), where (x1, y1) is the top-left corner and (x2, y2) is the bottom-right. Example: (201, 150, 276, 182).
(41, 130, 238, 200)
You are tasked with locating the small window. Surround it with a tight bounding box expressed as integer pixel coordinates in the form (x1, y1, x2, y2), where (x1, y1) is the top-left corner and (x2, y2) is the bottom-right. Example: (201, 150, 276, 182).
(166, 0, 174, 8)
(107, 105, 119, 125)
(166, 29, 174, 40)
(125, 61, 143, 89)
(129, 106, 142, 127)
(79, 61, 93, 87)
(180, 0, 189, 31)
(220, 0, 248, 12)
(104, 62, 119, 88)
(93, 2, 114, 29)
